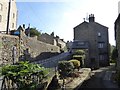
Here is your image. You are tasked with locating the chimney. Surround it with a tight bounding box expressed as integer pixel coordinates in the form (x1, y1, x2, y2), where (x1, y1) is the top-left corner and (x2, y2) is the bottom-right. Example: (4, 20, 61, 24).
(89, 14, 95, 22)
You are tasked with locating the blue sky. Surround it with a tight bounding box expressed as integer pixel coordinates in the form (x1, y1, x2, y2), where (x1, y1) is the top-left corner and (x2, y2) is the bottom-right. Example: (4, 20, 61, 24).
(16, 0, 120, 45)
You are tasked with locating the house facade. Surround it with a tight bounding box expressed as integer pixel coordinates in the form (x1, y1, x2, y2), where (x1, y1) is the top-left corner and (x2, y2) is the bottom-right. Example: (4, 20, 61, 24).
(73, 14, 109, 68)
(0, 0, 17, 33)
(115, 14, 120, 70)
(38, 32, 66, 52)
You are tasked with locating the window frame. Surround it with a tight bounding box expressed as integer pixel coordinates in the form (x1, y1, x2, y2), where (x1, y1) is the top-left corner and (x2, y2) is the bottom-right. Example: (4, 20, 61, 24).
(98, 42, 104, 48)
(13, 13, 15, 18)
(98, 32, 101, 37)
(12, 23, 14, 28)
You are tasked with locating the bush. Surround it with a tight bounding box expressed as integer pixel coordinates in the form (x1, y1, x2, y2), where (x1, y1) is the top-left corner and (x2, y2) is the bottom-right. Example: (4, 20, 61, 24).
(1, 61, 49, 90)
(69, 59, 80, 71)
(73, 55, 83, 60)
(58, 61, 74, 78)
(109, 59, 116, 63)
(73, 50, 85, 55)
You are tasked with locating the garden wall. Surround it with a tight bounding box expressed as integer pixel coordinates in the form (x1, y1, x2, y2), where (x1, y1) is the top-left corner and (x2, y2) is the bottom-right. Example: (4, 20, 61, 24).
(0, 33, 60, 66)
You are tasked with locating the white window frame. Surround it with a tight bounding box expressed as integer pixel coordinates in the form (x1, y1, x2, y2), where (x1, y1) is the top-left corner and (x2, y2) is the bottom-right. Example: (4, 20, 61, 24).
(98, 43, 104, 48)
(98, 32, 101, 37)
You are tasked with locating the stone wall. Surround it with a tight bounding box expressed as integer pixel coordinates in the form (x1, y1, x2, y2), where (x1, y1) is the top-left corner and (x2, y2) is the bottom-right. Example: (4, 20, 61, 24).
(0, 32, 60, 66)
(20, 32, 60, 61)
(38, 33, 56, 45)
(115, 14, 120, 70)
(74, 20, 109, 68)
(0, 34, 19, 66)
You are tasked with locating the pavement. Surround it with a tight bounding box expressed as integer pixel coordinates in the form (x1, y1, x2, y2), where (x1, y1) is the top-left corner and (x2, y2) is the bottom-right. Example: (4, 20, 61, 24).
(58, 68, 91, 90)
(79, 64, 119, 89)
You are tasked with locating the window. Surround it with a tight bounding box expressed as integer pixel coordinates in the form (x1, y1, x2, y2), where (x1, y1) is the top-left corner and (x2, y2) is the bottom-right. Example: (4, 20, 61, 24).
(99, 55, 104, 60)
(0, 15, 2, 22)
(78, 42, 85, 46)
(13, 13, 15, 18)
(0, 3, 2, 11)
(12, 23, 14, 28)
(98, 43, 104, 48)
(98, 32, 101, 37)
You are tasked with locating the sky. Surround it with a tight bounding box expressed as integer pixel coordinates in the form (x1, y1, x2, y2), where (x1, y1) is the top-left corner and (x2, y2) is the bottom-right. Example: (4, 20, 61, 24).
(16, 0, 120, 45)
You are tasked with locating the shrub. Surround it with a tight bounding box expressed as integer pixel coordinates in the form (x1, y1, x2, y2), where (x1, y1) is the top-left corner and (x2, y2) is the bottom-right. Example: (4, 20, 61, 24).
(73, 50, 85, 55)
(109, 59, 116, 63)
(58, 61, 74, 78)
(1, 61, 49, 90)
(73, 55, 83, 60)
(69, 59, 80, 71)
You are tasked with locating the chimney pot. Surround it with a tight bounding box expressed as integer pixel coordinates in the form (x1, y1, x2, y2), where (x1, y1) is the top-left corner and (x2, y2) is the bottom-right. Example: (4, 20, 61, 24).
(89, 14, 95, 22)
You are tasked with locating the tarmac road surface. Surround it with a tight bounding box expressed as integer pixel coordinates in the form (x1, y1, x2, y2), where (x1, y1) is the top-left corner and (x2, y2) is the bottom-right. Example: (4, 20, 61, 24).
(78, 64, 119, 89)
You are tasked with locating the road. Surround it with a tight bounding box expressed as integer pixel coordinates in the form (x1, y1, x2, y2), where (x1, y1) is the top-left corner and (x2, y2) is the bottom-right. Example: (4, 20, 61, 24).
(78, 64, 119, 88)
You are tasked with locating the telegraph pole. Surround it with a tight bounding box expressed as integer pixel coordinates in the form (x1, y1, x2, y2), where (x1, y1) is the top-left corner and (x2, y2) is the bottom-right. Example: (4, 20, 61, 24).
(6, 0, 11, 34)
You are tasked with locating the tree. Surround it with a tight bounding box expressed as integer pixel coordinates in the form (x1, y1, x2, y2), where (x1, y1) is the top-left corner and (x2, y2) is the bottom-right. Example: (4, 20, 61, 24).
(30, 28, 41, 37)
(111, 47, 118, 61)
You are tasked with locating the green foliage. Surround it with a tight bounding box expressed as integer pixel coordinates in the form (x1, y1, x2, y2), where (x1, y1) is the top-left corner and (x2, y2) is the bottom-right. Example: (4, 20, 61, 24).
(30, 28, 41, 37)
(73, 55, 84, 60)
(73, 50, 85, 55)
(2, 61, 49, 90)
(58, 61, 74, 78)
(111, 47, 118, 61)
(109, 59, 116, 63)
(69, 59, 80, 69)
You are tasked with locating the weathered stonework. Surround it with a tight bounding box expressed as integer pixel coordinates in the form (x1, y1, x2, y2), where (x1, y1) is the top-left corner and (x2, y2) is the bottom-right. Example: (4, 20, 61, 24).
(0, 27, 60, 66)
(0, 34, 19, 66)
(19, 27, 60, 61)
(73, 14, 109, 68)
(115, 14, 120, 70)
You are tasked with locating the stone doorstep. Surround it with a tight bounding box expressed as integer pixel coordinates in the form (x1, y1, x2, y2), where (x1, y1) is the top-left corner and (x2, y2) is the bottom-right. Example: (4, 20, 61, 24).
(58, 68, 91, 89)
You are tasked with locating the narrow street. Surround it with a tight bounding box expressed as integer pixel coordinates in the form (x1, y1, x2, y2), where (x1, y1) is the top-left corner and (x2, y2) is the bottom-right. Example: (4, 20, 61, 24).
(78, 64, 119, 89)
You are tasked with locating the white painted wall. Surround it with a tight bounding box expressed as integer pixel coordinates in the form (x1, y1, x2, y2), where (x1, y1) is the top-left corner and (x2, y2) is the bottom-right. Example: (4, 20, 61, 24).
(0, 0, 17, 32)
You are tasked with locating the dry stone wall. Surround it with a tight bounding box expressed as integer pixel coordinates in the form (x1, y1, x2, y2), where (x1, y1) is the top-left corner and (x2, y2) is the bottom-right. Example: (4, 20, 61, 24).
(0, 33, 60, 66)
(0, 34, 19, 66)
(20, 34, 60, 61)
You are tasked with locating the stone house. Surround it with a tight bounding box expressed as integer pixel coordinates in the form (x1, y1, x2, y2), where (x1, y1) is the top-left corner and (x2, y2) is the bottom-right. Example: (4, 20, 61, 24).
(73, 14, 109, 68)
(38, 33, 57, 46)
(0, 0, 17, 33)
(114, 14, 120, 70)
(38, 32, 66, 52)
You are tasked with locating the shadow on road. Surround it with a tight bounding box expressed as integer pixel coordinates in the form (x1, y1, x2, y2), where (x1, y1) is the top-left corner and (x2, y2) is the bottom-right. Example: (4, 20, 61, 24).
(79, 64, 119, 89)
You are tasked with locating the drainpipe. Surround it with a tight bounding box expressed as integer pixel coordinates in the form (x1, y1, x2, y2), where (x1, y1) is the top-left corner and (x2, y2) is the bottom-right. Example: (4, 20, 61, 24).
(6, 0, 11, 34)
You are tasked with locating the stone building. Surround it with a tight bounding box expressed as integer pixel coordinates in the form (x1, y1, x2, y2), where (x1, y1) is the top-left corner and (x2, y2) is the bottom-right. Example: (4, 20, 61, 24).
(0, 0, 17, 33)
(114, 14, 120, 70)
(73, 14, 109, 68)
(38, 32, 66, 52)
(38, 33, 57, 46)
